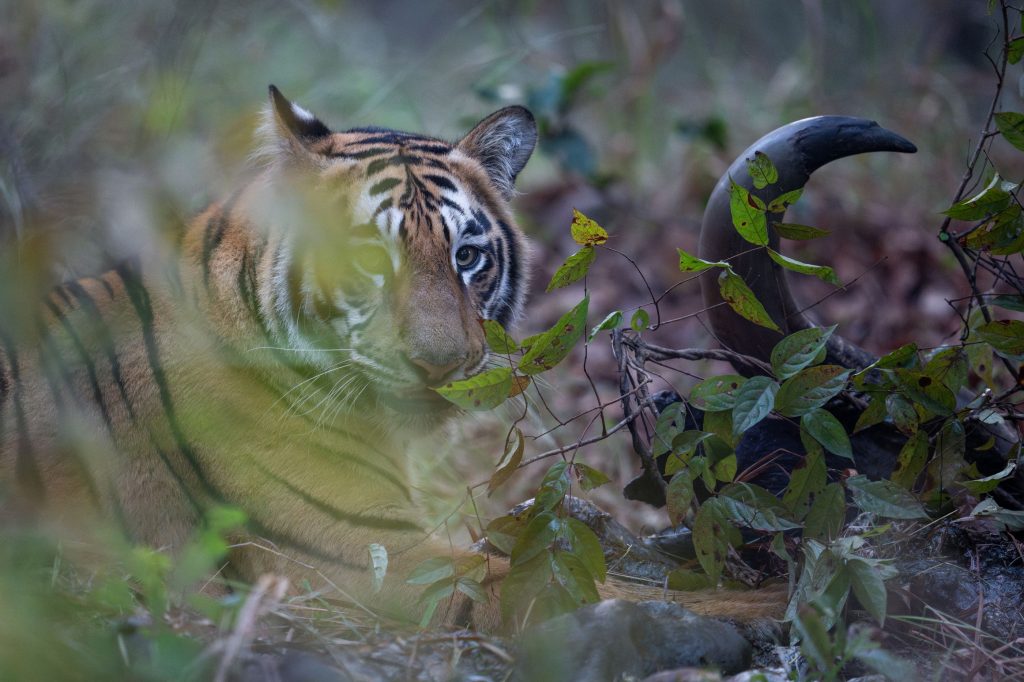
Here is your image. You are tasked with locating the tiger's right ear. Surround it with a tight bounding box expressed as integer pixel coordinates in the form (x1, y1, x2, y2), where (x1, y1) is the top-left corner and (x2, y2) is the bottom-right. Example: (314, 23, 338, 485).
(257, 85, 332, 165)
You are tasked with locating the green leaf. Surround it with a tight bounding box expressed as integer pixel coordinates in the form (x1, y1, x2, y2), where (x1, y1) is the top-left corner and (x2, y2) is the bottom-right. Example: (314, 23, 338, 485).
(767, 248, 839, 285)
(692, 498, 742, 583)
(746, 150, 778, 189)
(995, 111, 1024, 151)
(570, 209, 609, 246)
(774, 222, 831, 240)
(718, 269, 780, 331)
(891, 429, 929, 489)
(454, 576, 488, 603)
(804, 483, 846, 541)
(728, 178, 769, 245)
(766, 188, 804, 213)
(771, 326, 836, 380)
(853, 395, 888, 434)
(534, 462, 571, 512)
(572, 463, 611, 491)
(500, 552, 552, 624)
(651, 402, 686, 456)
(968, 498, 1024, 531)
(719, 483, 802, 531)
(368, 543, 388, 593)
(511, 511, 563, 566)
(775, 365, 851, 417)
(801, 408, 853, 460)
(885, 393, 918, 435)
(783, 449, 827, 518)
(990, 294, 1024, 312)
(873, 342, 920, 370)
(846, 475, 928, 519)
(924, 347, 969, 394)
(731, 376, 779, 435)
(588, 310, 622, 341)
(488, 427, 525, 495)
(518, 297, 589, 375)
(928, 419, 967, 490)
(943, 174, 1012, 220)
(551, 551, 600, 605)
(482, 319, 518, 354)
(407, 557, 455, 585)
(486, 515, 527, 555)
(566, 518, 607, 583)
(892, 369, 956, 416)
(961, 461, 1017, 495)
(678, 248, 729, 273)
(666, 470, 694, 525)
(691, 374, 748, 412)
(546, 246, 596, 292)
(701, 408, 737, 447)
(1008, 37, 1024, 64)
(434, 366, 514, 410)
(975, 319, 1024, 358)
(847, 557, 888, 625)
(630, 308, 650, 331)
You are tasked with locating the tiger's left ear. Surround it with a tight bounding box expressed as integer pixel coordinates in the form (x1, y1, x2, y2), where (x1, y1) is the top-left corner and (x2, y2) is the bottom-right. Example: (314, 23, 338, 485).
(259, 85, 332, 164)
(457, 106, 537, 201)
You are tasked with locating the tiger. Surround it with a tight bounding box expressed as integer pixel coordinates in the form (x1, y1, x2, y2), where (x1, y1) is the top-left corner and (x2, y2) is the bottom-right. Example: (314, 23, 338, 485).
(0, 86, 784, 631)
(0, 86, 538, 628)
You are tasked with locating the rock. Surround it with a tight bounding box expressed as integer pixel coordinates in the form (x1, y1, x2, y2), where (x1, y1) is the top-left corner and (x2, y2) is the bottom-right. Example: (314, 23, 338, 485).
(515, 599, 752, 682)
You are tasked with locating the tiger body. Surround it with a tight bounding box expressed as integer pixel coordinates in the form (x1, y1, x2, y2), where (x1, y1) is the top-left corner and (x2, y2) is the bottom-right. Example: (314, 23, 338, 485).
(0, 88, 537, 625)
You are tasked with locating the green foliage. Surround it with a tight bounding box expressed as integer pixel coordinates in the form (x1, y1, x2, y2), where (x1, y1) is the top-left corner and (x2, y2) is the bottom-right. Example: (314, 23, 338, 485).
(484, 461, 608, 628)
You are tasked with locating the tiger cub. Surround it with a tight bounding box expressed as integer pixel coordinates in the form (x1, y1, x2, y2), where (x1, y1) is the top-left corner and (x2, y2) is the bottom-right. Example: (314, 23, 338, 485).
(0, 86, 536, 627)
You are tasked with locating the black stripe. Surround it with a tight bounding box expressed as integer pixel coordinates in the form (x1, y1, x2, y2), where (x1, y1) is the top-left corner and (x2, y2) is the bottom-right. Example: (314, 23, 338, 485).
(440, 196, 463, 213)
(114, 263, 226, 505)
(65, 280, 136, 421)
(201, 189, 244, 289)
(43, 298, 115, 437)
(244, 516, 362, 569)
(405, 143, 451, 155)
(496, 220, 519, 327)
(424, 174, 457, 192)
(373, 197, 393, 216)
(369, 178, 401, 195)
(0, 331, 38, 500)
(256, 464, 422, 532)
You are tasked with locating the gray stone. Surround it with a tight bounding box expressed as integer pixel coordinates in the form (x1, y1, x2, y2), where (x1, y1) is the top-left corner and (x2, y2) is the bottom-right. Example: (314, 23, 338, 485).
(515, 599, 752, 682)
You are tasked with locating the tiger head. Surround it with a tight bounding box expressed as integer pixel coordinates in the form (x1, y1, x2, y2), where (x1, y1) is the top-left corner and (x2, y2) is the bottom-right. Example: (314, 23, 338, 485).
(241, 86, 536, 423)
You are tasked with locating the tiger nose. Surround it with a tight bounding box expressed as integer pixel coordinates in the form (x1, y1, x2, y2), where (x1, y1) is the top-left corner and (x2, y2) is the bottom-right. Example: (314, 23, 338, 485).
(409, 357, 463, 387)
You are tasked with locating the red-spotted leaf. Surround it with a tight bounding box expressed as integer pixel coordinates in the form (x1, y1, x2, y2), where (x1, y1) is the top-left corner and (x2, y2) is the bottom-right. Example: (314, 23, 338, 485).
(766, 188, 804, 213)
(718, 269, 780, 332)
(518, 297, 589, 375)
(691, 375, 748, 412)
(747, 150, 779, 189)
(728, 178, 768, 245)
(546, 246, 596, 292)
(570, 209, 609, 246)
(435, 366, 513, 410)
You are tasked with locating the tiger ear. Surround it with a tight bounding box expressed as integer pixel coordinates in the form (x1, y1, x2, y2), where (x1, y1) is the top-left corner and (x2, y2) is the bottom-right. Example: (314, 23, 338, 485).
(258, 85, 331, 164)
(457, 106, 537, 200)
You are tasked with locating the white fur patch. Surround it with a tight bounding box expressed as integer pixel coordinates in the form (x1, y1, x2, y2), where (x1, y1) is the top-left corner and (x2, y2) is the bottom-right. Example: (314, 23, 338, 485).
(291, 102, 315, 121)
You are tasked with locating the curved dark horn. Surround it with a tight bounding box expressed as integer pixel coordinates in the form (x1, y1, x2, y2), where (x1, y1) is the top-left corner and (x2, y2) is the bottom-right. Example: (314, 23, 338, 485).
(698, 116, 917, 372)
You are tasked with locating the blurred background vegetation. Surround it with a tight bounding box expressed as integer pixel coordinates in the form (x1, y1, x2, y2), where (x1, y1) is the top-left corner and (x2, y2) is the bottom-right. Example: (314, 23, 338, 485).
(2, 0, 1024, 678)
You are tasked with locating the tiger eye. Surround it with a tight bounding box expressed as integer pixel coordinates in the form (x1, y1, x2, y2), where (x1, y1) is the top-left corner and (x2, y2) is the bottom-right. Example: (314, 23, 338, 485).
(455, 245, 481, 269)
